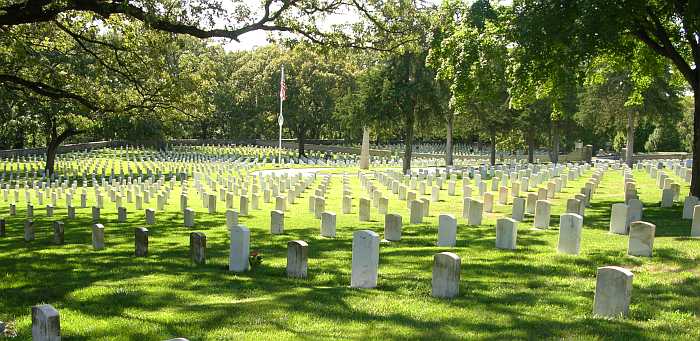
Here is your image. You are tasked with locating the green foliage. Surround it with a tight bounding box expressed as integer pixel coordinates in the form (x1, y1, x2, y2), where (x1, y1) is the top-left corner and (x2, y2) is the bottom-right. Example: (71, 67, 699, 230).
(644, 123, 682, 152)
(428, 0, 513, 140)
(612, 131, 627, 152)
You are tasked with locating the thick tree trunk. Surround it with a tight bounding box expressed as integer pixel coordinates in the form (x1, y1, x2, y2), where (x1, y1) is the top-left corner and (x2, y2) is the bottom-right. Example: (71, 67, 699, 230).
(626, 111, 635, 168)
(527, 127, 535, 163)
(691, 90, 699, 197)
(45, 141, 59, 177)
(403, 111, 415, 175)
(45, 127, 79, 177)
(551, 121, 560, 164)
(445, 114, 454, 166)
(297, 127, 306, 157)
(489, 128, 496, 166)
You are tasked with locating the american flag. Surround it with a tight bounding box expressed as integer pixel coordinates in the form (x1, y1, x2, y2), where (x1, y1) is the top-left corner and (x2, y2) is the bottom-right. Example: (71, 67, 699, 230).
(279, 65, 287, 101)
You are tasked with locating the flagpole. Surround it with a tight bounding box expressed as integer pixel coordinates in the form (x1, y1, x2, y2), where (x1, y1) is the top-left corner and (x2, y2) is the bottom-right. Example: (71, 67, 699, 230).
(278, 65, 284, 165)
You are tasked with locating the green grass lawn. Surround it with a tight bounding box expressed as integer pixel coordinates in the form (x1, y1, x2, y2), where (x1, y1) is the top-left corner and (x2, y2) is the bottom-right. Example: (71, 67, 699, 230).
(0, 164, 698, 340)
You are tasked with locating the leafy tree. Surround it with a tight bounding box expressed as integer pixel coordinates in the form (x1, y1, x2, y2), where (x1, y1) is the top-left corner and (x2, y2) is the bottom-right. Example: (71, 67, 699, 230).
(513, 0, 700, 194)
(428, 0, 513, 165)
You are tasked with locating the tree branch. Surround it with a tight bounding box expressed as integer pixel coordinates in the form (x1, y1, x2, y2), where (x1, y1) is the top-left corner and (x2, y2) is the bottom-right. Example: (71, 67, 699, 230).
(0, 74, 99, 110)
(645, 11, 696, 87)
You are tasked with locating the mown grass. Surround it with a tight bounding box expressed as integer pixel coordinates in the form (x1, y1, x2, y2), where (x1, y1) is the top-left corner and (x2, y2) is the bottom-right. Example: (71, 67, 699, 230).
(0, 164, 698, 340)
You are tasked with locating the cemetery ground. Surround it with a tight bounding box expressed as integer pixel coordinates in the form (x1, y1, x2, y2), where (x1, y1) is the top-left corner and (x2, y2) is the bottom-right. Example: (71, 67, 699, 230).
(0, 163, 699, 339)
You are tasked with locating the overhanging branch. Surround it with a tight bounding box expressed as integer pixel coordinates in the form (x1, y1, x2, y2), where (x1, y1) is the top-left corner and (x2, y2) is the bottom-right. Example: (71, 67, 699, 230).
(0, 74, 99, 110)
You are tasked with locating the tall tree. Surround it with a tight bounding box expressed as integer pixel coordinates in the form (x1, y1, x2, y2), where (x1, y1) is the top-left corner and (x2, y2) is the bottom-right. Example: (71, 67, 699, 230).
(513, 0, 700, 195)
(428, 0, 512, 165)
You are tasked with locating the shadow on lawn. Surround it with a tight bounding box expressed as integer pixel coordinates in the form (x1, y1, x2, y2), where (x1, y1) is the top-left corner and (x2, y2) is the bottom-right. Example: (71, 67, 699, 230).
(1, 169, 697, 340)
(584, 199, 692, 237)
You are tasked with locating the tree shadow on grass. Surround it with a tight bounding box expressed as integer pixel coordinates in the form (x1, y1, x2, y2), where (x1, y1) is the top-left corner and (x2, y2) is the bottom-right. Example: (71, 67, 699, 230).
(584, 199, 691, 237)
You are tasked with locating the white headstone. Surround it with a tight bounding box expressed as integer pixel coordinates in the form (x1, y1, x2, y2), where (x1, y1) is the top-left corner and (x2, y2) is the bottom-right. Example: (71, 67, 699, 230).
(384, 213, 402, 241)
(627, 221, 655, 257)
(431, 252, 460, 298)
(229, 225, 250, 272)
(321, 211, 337, 237)
(437, 214, 457, 247)
(32, 304, 61, 341)
(609, 203, 629, 235)
(495, 218, 517, 250)
(270, 210, 284, 234)
(593, 266, 633, 318)
(533, 200, 551, 229)
(350, 230, 380, 288)
(286, 240, 308, 278)
(557, 213, 583, 255)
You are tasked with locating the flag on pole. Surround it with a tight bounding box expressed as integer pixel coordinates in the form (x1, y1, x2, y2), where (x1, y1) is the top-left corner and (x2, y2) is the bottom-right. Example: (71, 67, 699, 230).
(279, 65, 287, 101)
(278, 65, 285, 127)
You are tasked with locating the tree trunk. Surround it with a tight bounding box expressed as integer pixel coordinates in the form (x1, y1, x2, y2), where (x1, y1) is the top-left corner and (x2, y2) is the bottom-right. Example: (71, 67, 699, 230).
(551, 121, 560, 164)
(297, 126, 306, 157)
(45, 127, 79, 177)
(626, 111, 635, 168)
(691, 90, 699, 197)
(489, 128, 496, 166)
(403, 111, 415, 175)
(445, 114, 454, 166)
(527, 126, 535, 163)
(45, 141, 58, 177)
